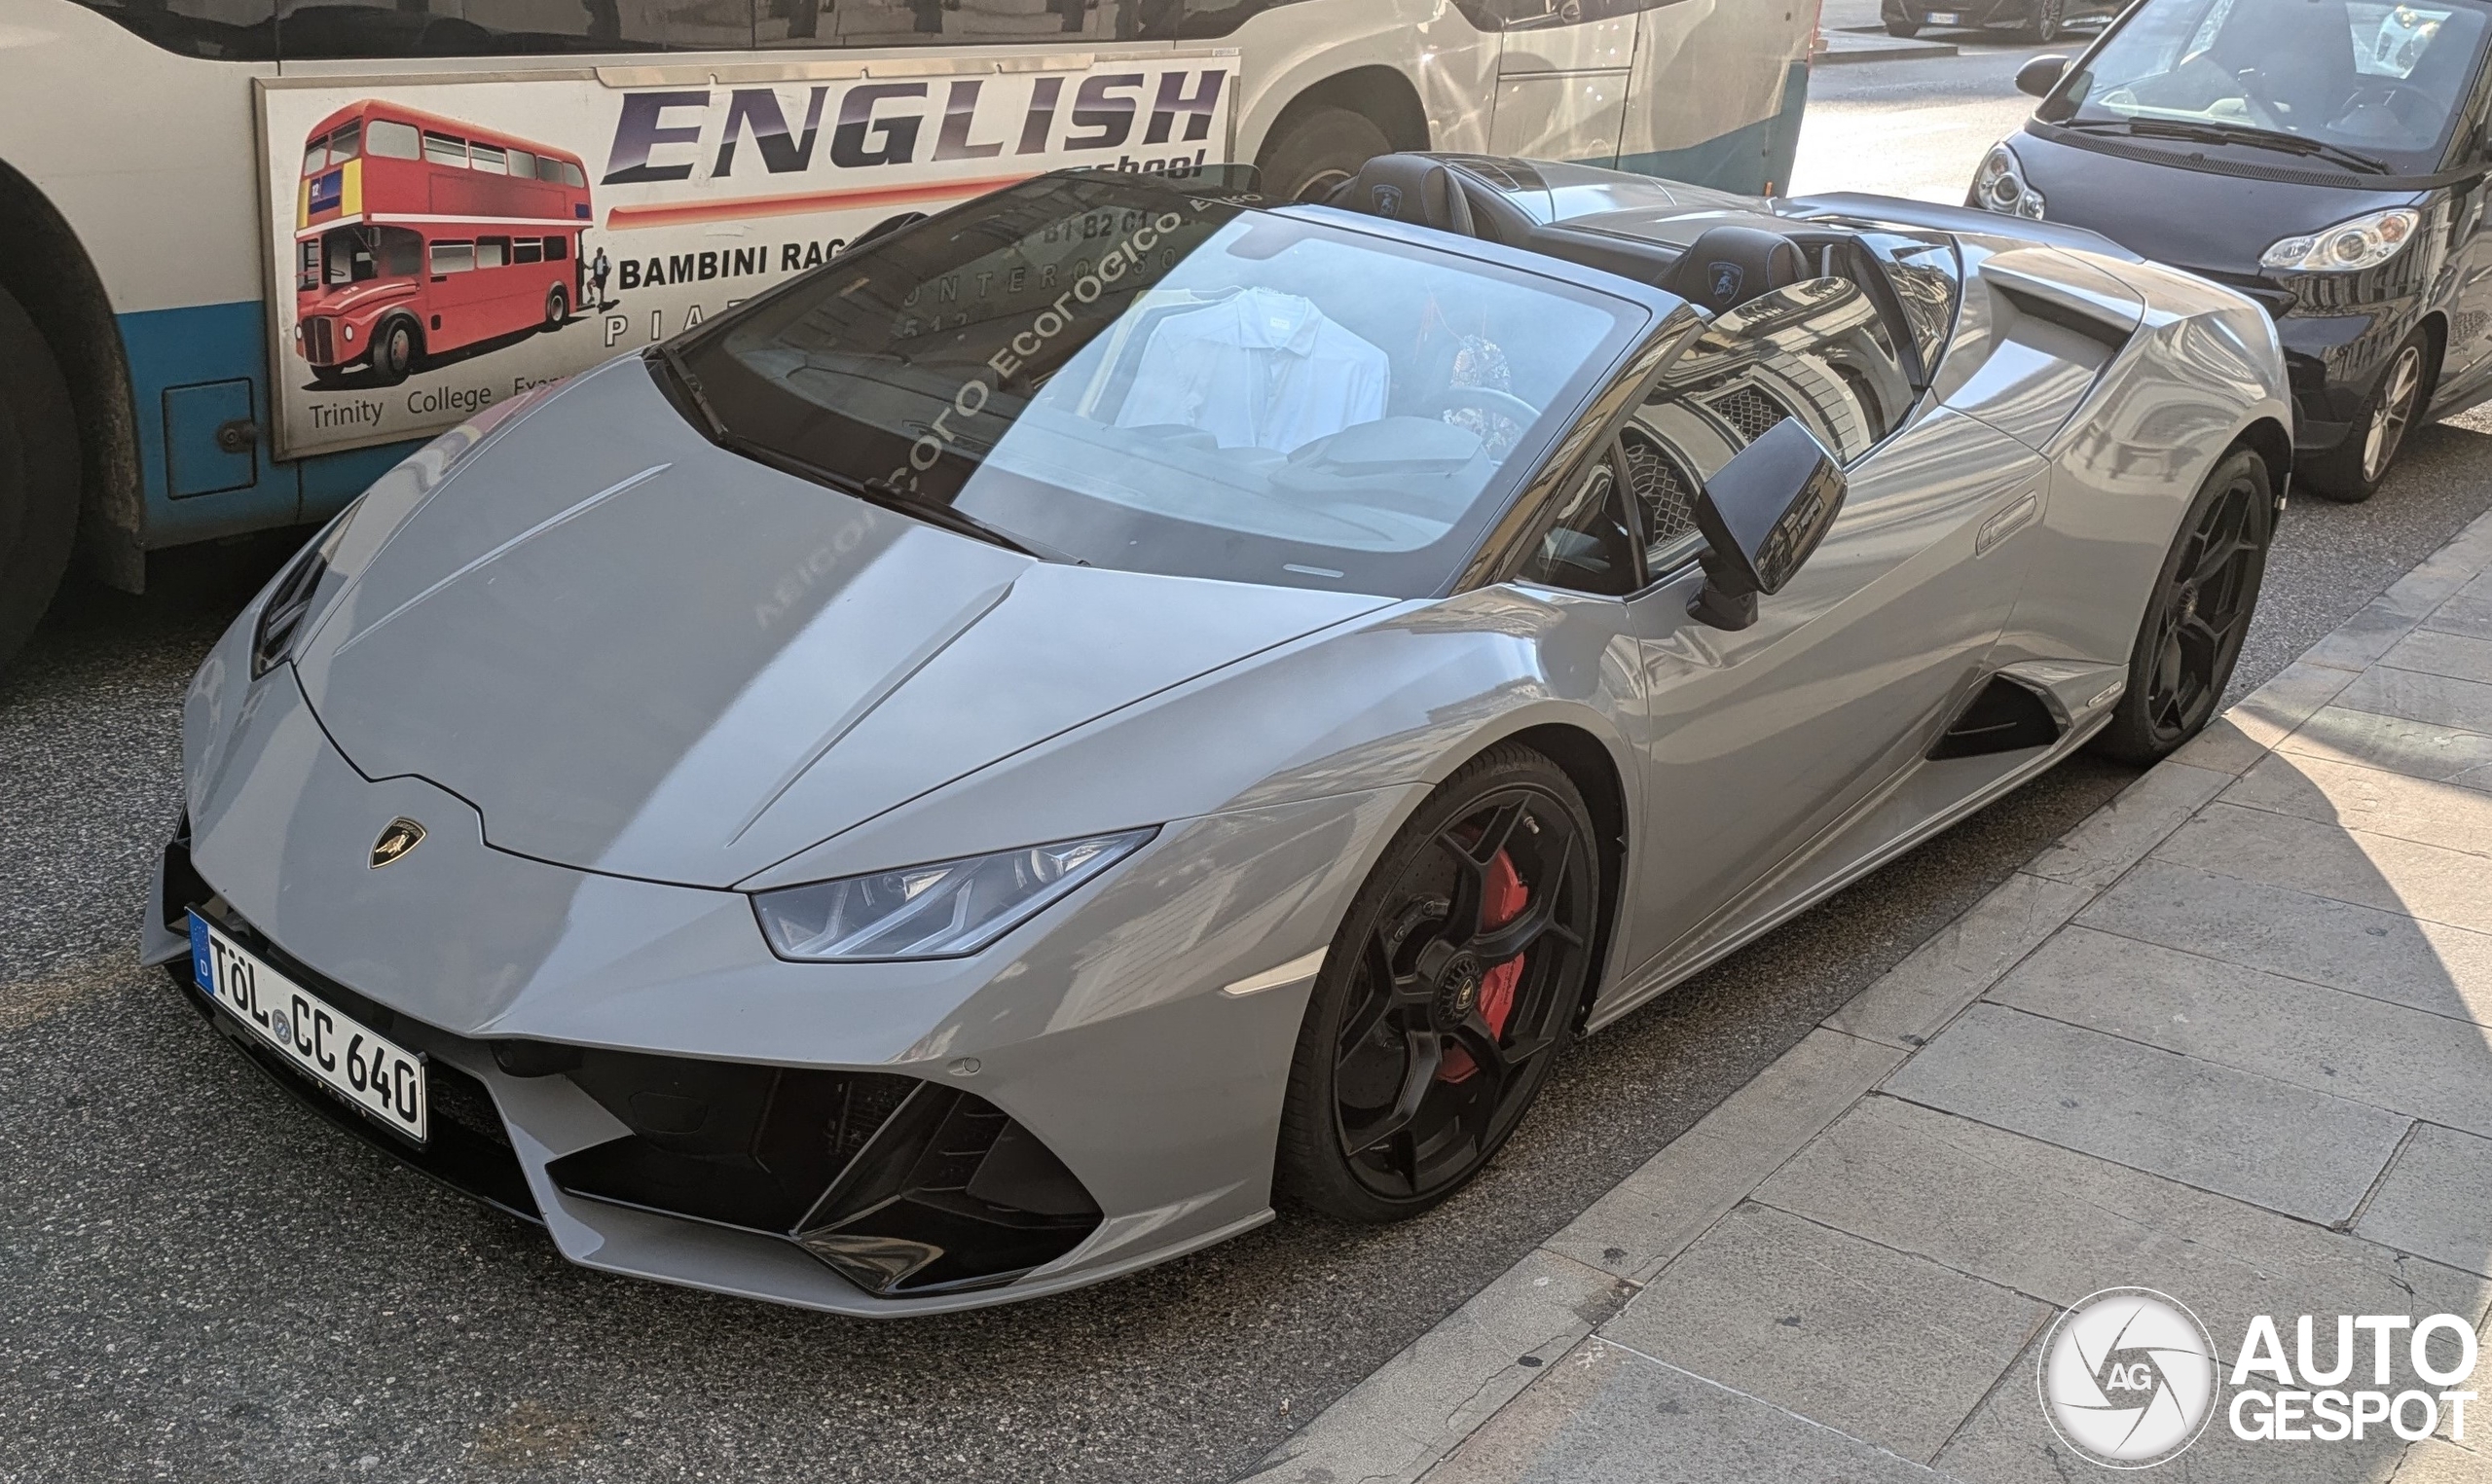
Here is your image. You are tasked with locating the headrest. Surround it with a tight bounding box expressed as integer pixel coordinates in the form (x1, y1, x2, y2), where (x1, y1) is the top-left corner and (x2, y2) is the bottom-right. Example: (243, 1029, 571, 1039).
(1661, 227, 1810, 312)
(1325, 154, 1533, 245)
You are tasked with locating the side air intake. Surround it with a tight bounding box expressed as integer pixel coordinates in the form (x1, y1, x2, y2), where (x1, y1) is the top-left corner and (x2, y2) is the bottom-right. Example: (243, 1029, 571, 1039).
(1929, 675, 2064, 760)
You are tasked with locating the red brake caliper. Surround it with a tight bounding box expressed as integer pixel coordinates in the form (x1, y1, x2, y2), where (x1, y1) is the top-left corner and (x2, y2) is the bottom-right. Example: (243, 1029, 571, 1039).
(1440, 851, 1528, 1084)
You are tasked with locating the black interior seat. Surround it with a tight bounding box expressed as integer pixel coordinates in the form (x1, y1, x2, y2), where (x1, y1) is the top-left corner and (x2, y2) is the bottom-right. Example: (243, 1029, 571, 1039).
(1658, 226, 1810, 313)
(1325, 155, 1537, 246)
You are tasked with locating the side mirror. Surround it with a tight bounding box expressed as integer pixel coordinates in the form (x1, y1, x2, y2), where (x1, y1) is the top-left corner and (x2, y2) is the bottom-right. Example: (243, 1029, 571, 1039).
(2017, 54, 2071, 99)
(1688, 420, 1849, 633)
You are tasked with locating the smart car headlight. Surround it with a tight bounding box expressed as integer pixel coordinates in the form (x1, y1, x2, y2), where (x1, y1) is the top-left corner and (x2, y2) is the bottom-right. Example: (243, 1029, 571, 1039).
(2261, 208, 2421, 272)
(1971, 143, 2047, 221)
(751, 829, 1158, 961)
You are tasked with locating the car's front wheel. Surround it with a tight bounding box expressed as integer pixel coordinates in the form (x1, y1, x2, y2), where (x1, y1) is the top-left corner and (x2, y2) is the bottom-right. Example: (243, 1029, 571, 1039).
(2092, 448, 2274, 765)
(2025, 0, 2066, 42)
(2305, 330, 2431, 504)
(1276, 744, 1602, 1223)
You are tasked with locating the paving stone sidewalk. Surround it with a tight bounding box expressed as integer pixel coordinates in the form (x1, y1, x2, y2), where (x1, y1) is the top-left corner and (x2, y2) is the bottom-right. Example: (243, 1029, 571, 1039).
(1247, 506, 2492, 1484)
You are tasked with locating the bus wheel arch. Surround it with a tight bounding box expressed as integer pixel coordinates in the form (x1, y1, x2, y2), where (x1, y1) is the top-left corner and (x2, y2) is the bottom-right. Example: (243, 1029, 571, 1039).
(1255, 67, 1430, 202)
(0, 157, 145, 601)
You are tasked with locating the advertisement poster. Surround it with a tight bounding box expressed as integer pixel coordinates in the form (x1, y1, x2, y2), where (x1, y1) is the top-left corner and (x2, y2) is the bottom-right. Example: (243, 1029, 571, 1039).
(258, 54, 1238, 459)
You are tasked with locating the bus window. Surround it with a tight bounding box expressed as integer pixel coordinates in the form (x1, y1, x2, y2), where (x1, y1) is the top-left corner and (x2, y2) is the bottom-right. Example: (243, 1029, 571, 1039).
(296, 240, 318, 292)
(421, 131, 466, 168)
(377, 228, 424, 278)
(328, 124, 359, 163)
(470, 143, 508, 174)
(513, 239, 544, 266)
(557, 161, 586, 189)
(478, 237, 511, 269)
(431, 241, 476, 274)
(544, 235, 570, 261)
(322, 229, 376, 285)
(367, 120, 421, 161)
(507, 148, 535, 180)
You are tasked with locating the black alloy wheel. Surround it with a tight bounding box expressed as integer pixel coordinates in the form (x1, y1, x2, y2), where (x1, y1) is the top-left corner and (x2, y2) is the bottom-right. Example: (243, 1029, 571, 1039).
(2093, 449, 2274, 764)
(1277, 745, 1601, 1222)
(2026, 0, 2066, 42)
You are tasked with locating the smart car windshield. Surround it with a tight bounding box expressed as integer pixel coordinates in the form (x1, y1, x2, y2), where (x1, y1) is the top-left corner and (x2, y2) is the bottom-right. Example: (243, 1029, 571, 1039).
(665, 172, 1648, 597)
(2055, 0, 2492, 175)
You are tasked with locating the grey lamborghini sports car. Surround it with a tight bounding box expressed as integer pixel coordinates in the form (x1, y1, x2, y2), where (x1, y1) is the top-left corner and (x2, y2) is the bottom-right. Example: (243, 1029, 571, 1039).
(147, 157, 2292, 1315)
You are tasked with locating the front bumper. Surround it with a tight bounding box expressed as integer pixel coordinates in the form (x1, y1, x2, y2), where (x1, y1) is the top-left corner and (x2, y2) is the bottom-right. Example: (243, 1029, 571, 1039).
(156, 620, 1407, 1313)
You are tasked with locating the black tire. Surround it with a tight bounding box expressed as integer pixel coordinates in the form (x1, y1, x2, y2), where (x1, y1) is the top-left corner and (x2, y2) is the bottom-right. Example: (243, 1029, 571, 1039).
(2092, 449, 2274, 766)
(1275, 743, 1603, 1224)
(309, 364, 349, 388)
(2303, 329, 2432, 504)
(1256, 105, 1394, 204)
(0, 282, 80, 673)
(543, 284, 568, 330)
(1887, 17, 1924, 35)
(372, 317, 419, 386)
(2025, 0, 2065, 42)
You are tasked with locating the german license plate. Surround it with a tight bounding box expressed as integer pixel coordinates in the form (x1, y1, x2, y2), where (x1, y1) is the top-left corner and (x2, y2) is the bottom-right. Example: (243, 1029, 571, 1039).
(1925, 10, 1964, 20)
(189, 913, 427, 1142)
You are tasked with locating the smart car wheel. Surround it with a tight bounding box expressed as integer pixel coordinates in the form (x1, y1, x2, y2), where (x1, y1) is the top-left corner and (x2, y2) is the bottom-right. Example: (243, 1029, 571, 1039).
(1276, 744, 1601, 1223)
(2307, 332, 2430, 504)
(2092, 449, 2273, 765)
(374, 318, 419, 386)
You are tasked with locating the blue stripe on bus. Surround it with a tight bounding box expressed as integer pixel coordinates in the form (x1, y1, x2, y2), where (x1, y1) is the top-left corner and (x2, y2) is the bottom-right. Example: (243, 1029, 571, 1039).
(1614, 61, 1813, 197)
(117, 301, 423, 548)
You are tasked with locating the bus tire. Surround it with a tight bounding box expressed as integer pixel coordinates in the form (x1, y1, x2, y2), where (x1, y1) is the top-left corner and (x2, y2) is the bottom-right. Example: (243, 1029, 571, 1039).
(0, 281, 80, 671)
(373, 317, 420, 385)
(1257, 105, 1393, 204)
(543, 285, 568, 330)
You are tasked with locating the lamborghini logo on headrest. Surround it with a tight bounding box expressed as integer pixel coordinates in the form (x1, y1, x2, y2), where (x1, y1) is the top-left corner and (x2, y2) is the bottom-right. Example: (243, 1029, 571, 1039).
(371, 817, 426, 868)
(1710, 262, 1746, 303)
(1372, 183, 1404, 217)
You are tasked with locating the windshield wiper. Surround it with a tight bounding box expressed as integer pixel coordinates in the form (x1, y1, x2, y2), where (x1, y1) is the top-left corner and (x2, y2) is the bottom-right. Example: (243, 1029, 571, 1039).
(2064, 116, 2391, 175)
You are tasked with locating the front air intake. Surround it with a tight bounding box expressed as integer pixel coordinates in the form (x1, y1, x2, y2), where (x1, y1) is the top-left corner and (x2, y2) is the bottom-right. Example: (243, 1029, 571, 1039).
(541, 1051, 1100, 1298)
(1929, 675, 2065, 760)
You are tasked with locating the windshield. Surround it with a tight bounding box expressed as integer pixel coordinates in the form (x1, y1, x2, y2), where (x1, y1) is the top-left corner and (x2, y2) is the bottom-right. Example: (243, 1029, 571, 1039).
(669, 173, 1647, 597)
(2057, 0, 2491, 174)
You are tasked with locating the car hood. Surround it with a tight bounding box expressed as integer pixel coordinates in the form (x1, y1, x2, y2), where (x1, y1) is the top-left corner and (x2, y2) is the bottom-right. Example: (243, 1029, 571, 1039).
(2013, 127, 2430, 275)
(292, 362, 1392, 888)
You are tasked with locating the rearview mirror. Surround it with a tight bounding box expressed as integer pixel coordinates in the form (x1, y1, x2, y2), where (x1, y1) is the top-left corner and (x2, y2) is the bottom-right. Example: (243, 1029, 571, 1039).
(1688, 420, 1849, 632)
(2017, 54, 2071, 99)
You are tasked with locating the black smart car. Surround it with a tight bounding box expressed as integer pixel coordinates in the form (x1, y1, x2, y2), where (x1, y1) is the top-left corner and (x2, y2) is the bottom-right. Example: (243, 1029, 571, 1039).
(1883, 0, 2117, 43)
(1972, 0, 2492, 501)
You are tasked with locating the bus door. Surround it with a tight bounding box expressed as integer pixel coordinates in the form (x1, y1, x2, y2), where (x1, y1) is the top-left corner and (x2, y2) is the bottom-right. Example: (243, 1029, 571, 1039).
(1488, 0, 1634, 166)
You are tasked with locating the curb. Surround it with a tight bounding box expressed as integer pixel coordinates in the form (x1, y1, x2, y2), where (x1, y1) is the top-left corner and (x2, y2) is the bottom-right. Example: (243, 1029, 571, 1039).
(1240, 501, 2492, 1484)
(1815, 35, 1961, 63)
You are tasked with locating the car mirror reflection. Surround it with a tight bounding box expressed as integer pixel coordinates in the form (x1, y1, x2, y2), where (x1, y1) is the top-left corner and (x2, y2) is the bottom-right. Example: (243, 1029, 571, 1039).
(1688, 419, 1849, 633)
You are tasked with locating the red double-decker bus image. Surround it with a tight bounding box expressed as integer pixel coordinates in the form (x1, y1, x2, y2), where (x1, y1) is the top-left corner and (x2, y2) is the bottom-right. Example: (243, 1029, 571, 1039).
(293, 101, 591, 386)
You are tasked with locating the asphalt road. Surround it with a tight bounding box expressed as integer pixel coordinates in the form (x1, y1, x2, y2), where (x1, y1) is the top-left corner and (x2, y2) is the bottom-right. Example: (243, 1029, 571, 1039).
(10, 53, 2492, 1484)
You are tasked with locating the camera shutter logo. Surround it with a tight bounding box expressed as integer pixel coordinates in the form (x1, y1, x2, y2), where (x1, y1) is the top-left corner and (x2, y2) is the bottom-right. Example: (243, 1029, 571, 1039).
(2039, 1287, 2218, 1468)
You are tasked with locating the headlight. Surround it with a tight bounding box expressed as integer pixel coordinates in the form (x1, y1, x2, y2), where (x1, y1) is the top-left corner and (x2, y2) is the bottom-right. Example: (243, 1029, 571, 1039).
(752, 829, 1157, 961)
(2261, 208, 2422, 271)
(343, 322, 356, 343)
(1972, 143, 2047, 221)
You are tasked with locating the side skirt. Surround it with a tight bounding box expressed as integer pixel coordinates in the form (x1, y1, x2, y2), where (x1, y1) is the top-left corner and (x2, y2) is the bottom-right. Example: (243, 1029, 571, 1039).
(1582, 711, 2110, 1034)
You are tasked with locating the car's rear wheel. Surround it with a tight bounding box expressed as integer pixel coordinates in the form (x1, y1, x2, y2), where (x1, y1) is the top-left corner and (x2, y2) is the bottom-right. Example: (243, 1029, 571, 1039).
(0, 282, 80, 673)
(1257, 105, 1393, 204)
(2025, 0, 2066, 42)
(2092, 449, 2274, 765)
(1276, 744, 1602, 1223)
(2306, 330, 2431, 504)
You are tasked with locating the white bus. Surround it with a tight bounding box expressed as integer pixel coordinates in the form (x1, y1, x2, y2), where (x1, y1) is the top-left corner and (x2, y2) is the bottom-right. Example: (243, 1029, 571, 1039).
(0, 0, 1817, 665)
